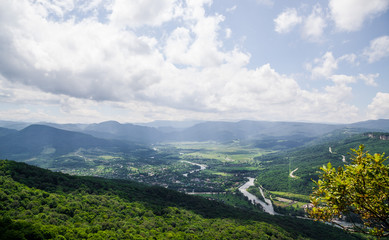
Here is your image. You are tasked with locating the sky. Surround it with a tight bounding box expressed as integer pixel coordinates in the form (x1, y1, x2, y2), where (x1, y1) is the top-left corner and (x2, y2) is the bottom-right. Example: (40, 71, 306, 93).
(0, 0, 388, 124)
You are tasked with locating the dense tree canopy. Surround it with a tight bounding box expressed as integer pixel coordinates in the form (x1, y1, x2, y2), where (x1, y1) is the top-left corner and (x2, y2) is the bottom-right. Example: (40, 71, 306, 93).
(0, 159, 364, 239)
(309, 145, 389, 237)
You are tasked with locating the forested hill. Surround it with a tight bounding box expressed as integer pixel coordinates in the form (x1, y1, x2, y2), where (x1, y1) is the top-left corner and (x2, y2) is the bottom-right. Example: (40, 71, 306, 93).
(0, 124, 145, 159)
(255, 133, 389, 195)
(0, 160, 365, 240)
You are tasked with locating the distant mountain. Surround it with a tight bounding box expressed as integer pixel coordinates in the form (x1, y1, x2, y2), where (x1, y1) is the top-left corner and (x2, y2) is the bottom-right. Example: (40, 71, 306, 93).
(0, 127, 17, 137)
(136, 120, 204, 129)
(83, 120, 163, 143)
(0, 124, 140, 160)
(347, 119, 389, 132)
(1, 119, 388, 145)
(36, 122, 89, 132)
(0, 120, 31, 130)
(163, 120, 343, 143)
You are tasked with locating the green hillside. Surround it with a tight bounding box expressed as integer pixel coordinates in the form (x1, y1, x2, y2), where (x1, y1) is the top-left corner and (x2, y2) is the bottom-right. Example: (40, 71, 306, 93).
(0, 160, 366, 240)
(255, 133, 389, 195)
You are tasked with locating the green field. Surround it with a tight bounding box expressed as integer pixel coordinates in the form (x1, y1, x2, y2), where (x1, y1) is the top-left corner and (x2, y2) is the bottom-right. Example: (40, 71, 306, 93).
(169, 141, 275, 163)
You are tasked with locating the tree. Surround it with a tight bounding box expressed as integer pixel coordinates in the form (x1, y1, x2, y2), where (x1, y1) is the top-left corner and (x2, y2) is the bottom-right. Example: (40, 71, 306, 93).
(309, 145, 389, 237)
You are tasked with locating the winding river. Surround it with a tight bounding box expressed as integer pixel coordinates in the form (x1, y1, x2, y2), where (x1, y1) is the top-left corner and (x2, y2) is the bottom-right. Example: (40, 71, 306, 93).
(181, 162, 275, 215)
(238, 177, 275, 215)
(181, 160, 207, 177)
(181, 161, 275, 215)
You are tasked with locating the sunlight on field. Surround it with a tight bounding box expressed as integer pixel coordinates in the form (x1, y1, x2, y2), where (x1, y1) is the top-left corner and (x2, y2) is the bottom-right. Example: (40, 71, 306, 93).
(167, 141, 275, 164)
(99, 155, 117, 160)
(269, 191, 310, 202)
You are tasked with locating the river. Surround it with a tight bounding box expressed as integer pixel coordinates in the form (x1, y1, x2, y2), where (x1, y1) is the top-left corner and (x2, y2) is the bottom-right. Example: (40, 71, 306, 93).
(238, 177, 275, 215)
(180, 162, 276, 215)
(181, 160, 207, 177)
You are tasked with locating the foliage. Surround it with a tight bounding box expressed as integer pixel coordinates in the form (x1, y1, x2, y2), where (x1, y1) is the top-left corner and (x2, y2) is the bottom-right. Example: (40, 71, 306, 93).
(255, 133, 389, 195)
(309, 145, 389, 237)
(0, 159, 366, 239)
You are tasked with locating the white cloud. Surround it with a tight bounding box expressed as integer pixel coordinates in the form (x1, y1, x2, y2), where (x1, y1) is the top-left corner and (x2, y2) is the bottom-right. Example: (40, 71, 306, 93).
(308, 52, 364, 79)
(368, 92, 389, 119)
(363, 35, 389, 63)
(330, 75, 356, 85)
(338, 53, 357, 64)
(274, 8, 302, 33)
(309, 52, 338, 79)
(256, 0, 274, 7)
(226, 5, 237, 13)
(302, 5, 327, 41)
(329, 0, 389, 32)
(358, 73, 379, 86)
(110, 0, 179, 28)
(0, 0, 366, 123)
(164, 2, 232, 68)
(225, 28, 232, 38)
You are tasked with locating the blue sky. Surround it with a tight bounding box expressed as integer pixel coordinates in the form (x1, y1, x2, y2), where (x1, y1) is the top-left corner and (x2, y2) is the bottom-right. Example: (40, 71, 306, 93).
(0, 0, 388, 124)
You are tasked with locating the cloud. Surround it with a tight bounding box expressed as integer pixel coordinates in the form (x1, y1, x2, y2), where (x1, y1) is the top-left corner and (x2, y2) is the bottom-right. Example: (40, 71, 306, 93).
(226, 5, 237, 13)
(330, 75, 356, 85)
(0, 0, 364, 123)
(308, 52, 338, 79)
(329, 0, 389, 32)
(225, 28, 232, 38)
(368, 92, 389, 119)
(274, 8, 302, 33)
(358, 73, 379, 86)
(256, 0, 274, 7)
(274, 5, 327, 41)
(302, 5, 327, 41)
(110, 0, 179, 28)
(338, 53, 357, 64)
(307, 52, 364, 79)
(164, 9, 231, 67)
(363, 35, 389, 63)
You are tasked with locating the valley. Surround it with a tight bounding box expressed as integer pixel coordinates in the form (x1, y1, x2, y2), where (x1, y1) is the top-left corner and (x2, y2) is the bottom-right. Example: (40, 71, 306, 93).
(0, 119, 388, 239)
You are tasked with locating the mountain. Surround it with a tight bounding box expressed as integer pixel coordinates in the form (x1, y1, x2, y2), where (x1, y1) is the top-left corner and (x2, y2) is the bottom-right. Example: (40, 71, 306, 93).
(161, 120, 344, 144)
(1, 119, 388, 146)
(347, 119, 389, 132)
(255, 132, 389, 195)
(0, 127, 17, 137)
(136, 119, 204, 129)
(82, 120, 345, 144)
(36, 122, 89, 132)
(83, 120, 163, 143)
(0, 159, 364, 240)
(0, 124, 141, 160)
(0, 120, 31, 130)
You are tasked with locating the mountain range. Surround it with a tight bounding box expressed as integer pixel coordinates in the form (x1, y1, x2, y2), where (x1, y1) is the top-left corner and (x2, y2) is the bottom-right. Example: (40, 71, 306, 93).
(2, 119, 388, 144)
(0, 124, 143, 160)
(0, 119, 388, 156)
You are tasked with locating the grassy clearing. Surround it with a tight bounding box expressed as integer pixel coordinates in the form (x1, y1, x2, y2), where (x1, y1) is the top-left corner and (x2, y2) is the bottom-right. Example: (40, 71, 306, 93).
(269, 191, 310, 202)
(99, 155, 117, 160)
(203, 170, 233, 176)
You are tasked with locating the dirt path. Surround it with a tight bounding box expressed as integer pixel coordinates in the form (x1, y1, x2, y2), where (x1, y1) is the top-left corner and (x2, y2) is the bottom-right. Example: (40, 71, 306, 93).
(289, 168, 298, 178)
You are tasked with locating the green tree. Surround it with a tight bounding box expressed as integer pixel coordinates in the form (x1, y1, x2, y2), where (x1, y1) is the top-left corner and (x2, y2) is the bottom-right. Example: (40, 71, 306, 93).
(309, 145, 389, 237)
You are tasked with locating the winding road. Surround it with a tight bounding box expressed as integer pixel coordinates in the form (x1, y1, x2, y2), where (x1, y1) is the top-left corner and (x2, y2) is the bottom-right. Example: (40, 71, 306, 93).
(289, 168, 298, 178)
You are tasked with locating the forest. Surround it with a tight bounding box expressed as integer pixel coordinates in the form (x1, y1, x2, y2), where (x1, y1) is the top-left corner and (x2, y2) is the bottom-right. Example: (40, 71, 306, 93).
(0, 159, 369, 240)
